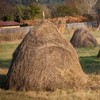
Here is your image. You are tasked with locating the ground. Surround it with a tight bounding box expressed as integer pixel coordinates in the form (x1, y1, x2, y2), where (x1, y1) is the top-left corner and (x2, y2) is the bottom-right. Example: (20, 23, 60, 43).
(0, 29, 100, 100)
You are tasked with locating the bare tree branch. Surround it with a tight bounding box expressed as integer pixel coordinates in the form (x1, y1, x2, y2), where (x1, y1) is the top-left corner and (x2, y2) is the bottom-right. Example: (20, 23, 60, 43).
(86, 0, 98, 14)
(75, 0, 98, 15)
(86, 0, 97, 7)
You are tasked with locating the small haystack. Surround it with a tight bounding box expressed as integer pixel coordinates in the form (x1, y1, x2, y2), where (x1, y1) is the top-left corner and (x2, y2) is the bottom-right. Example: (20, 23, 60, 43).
(97, 50, 100, 58)
(70, 28, 98, 47)
(6, 20, 87, 91)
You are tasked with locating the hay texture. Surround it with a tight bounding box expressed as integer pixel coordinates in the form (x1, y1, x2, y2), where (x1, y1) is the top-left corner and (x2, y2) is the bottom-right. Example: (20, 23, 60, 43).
(6, 20, 87, 91)
(70, 28, 98, 47)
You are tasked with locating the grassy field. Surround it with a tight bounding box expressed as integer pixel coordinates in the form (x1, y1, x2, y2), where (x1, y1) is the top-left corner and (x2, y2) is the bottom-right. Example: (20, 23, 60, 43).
(0, 29, 100, 100)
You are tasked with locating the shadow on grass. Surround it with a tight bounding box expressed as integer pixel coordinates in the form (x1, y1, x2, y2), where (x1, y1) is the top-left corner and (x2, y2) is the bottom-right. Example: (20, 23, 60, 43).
(0, 74, 7, 89)
(0, 59, 11, 68)
(80, 56, 100, 74)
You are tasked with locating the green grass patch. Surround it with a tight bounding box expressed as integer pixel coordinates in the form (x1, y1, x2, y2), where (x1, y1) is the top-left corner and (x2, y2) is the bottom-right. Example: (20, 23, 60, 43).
(76, 46, 100, 74)
(0, 59, 11, 68)
(80, 56, 100, 74)
(0, 41, 20, 68)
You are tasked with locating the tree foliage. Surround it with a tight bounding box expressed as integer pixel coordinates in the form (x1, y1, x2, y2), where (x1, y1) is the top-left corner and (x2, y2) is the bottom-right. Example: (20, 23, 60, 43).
(0, 0, 99, 21)
(51, 5, 79, 17)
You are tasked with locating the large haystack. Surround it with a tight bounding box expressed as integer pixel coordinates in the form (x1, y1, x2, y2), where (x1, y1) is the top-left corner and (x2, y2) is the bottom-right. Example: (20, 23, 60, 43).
(6, 20, 87, 91)
(70, 28, 98, 47)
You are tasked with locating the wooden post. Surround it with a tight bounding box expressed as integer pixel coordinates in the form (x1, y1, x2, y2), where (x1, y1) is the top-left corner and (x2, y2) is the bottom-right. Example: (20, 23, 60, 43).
(97, 49, 100, 58)
(43, 11, 45, 19)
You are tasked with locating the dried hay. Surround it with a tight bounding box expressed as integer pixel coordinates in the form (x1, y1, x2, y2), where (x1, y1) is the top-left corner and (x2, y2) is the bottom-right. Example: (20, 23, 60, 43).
(6, 20, 87, 91)
(70, 28, 98, 47)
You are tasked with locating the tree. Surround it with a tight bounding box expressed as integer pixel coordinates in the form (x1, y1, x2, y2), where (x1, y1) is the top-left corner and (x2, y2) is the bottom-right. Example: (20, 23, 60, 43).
(0, 0, 17, 21)
(86, 0, 98, 14)
(75, 0, 97, 15)
(29, 4, 41, 18)
(51, 4, 79, 17)
(75, 0, 88, 15)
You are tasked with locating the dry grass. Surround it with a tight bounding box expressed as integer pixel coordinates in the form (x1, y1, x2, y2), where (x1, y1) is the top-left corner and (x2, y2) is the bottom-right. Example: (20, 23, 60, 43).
(0, 26, 31, 42)
(0, 32, 25, 42)
(25, 88, 100, 100)
(0, 69, 100, 100)
(1, 88, 99, 100)
(0, 69, 100, 99)
(0, 68, 8, 74)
